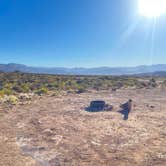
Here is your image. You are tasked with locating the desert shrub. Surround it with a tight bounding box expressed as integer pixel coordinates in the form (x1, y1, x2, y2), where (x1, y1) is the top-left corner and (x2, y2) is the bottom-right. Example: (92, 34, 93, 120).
(51, 90, 61, 96)
(0, 72, 152, 96)
(148, 78, 157, 88)
(76, 86, 86, 94)
(123, 79, 137, 88)
(35, 87, 48, 95)
(0, 88, 13, 96)
(6, 95, 18, 105)
(0, 90, 5, 97)
(21, 84, 31, 93)
(12, 85, 23, 93)
(161, 80, 166, 87)
(4, 83, 12, 89)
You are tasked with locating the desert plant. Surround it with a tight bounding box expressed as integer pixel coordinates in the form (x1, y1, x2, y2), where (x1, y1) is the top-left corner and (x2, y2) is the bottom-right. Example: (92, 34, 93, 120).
(35, 87, 48, 95)
(6, 95, 18, 105)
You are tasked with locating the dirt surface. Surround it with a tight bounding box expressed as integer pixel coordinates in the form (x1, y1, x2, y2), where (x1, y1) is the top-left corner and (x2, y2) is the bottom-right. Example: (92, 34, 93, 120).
(0, 89, 166, 166)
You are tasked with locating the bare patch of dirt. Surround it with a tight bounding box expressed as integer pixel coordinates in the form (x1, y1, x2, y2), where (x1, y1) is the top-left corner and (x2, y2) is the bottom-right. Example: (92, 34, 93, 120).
(0, 89, 166, 165)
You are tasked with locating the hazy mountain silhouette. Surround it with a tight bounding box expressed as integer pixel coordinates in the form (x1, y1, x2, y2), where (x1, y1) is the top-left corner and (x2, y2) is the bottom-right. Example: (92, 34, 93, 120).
(1, 63, 166, 75)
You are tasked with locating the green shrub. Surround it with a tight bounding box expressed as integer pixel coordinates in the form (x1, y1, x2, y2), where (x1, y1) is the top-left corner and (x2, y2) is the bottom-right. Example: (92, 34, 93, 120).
(0, 88, 12, 96)
(7, 95, 18, 105)
(35, 87, 48, 95)
(0, 72, 150, 97)
(0, 90, 4, 97)
(76, 86, 86, 94)
(21, 84, 30, 93)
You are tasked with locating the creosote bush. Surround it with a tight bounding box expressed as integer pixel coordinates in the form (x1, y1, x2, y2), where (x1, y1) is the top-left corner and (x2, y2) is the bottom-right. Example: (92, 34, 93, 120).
(0, 88, 13, 97)
(35, 87, 48, 95)
(0, 72, 161, 98)
(7, 95, 18, 105)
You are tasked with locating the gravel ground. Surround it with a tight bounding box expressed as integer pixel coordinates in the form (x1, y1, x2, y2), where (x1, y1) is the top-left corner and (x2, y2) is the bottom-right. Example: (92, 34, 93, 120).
(0, 88, 166, 166)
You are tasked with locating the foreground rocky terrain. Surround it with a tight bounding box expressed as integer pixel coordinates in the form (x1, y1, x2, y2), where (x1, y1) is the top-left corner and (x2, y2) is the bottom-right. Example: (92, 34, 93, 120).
(0, 88, 166, 166)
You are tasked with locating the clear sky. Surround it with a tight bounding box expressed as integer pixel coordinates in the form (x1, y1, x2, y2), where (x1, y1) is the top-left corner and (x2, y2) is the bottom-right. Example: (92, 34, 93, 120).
(0, 0, 166, 67)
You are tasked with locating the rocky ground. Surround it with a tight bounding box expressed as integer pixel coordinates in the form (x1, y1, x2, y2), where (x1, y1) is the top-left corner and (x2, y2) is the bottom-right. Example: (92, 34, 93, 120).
(0, 88, 166, 166)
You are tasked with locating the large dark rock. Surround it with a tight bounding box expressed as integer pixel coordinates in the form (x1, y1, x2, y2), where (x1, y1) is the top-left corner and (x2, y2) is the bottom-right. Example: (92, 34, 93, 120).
(88, 100, 106, 112)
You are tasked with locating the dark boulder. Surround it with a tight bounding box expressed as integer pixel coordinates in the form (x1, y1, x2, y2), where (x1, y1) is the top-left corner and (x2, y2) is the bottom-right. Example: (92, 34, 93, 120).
(86, 100, 113, 112)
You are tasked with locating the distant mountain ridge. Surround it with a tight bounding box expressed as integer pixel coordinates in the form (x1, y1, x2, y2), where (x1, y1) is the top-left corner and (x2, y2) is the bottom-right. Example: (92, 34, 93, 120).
(1, 63, 166, 76)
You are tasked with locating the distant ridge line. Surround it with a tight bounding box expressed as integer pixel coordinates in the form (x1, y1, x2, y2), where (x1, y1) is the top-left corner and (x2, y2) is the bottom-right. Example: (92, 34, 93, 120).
(0, 63, 166, 76)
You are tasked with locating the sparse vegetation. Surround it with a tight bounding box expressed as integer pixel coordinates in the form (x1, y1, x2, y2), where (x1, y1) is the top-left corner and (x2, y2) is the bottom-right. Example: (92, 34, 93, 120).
(35, 87, 48, 95)
(0, 72, 166, 165)
(0, 71, 164, 103)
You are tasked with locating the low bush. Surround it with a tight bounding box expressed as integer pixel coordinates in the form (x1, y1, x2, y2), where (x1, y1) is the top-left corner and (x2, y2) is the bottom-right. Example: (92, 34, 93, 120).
(0, 88, 13, 97)
(7, 95, 18, 105)
(35, 87, 48, 95)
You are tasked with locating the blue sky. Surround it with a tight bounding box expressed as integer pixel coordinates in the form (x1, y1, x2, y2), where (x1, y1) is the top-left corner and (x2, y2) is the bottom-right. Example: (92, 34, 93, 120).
(0, 0, 166, 67)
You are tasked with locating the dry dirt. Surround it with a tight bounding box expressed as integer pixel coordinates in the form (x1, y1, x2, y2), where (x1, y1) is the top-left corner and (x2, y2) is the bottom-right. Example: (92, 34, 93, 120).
(0, 89, 166, 166)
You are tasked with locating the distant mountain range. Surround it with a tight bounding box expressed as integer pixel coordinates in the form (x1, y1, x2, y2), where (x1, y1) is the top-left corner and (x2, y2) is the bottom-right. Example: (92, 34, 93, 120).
(1, 63, 166, 76)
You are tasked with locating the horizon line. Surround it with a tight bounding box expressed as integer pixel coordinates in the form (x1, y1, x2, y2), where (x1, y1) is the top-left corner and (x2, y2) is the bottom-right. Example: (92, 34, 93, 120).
(1, 62, 166, 69)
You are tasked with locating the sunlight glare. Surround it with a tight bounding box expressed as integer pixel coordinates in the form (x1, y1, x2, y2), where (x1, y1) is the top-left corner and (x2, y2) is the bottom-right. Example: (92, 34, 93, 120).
(138, 0, 166, 18)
